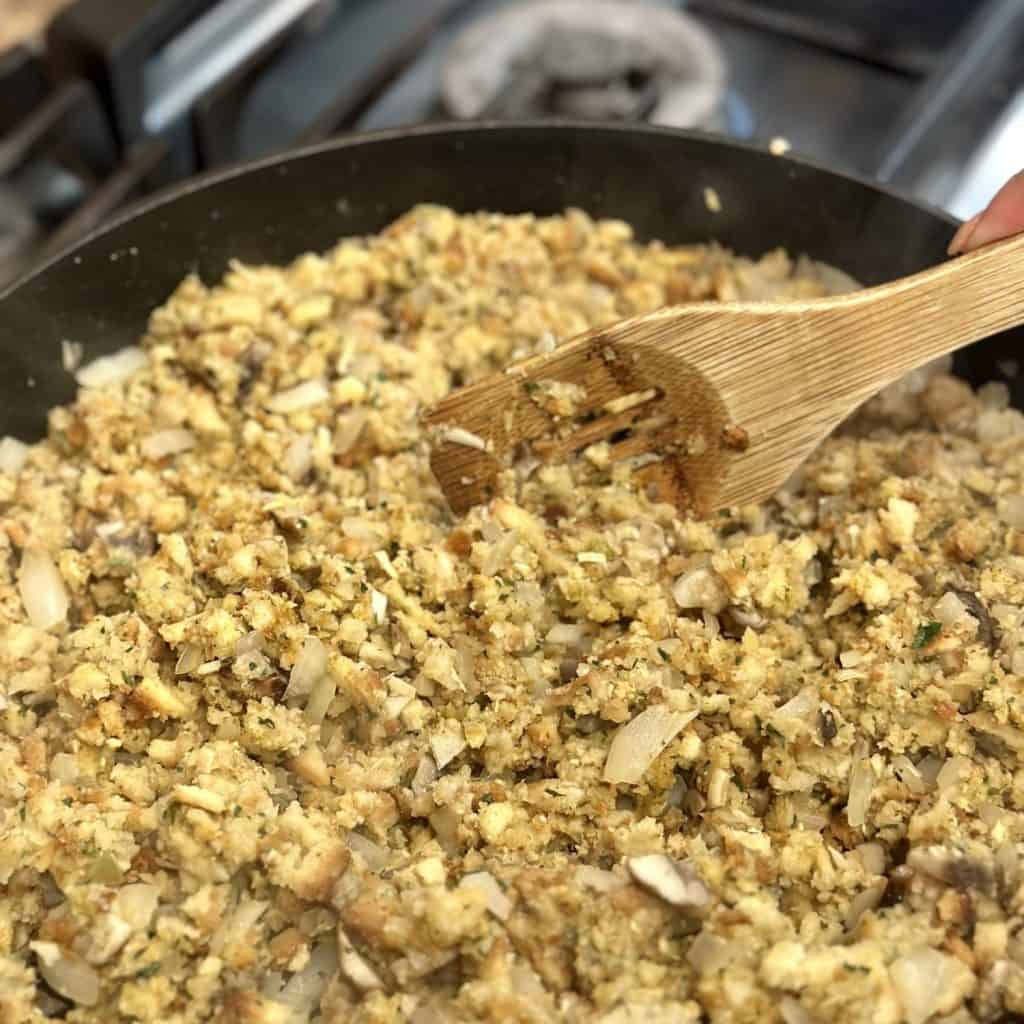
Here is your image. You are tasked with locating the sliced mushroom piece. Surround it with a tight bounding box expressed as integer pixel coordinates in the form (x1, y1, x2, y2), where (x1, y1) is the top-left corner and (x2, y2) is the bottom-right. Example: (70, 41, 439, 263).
(627, 854, 710, 911)
(950, 588, 997, 652)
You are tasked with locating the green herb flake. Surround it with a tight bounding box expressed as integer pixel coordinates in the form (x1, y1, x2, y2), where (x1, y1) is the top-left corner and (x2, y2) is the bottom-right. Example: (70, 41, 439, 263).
(911, 621, 942, 649)
(135, 963, 161, 980)
(657, 648, 670, 663)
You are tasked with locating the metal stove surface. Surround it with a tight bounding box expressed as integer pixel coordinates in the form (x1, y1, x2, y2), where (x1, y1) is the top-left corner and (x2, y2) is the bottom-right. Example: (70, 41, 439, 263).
(1, 0, 1022, 289)
(357, 0, 1022, 218)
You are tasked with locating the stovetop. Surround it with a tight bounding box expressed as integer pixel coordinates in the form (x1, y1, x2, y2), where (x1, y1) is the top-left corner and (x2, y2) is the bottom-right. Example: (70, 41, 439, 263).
(1, 0, 1022, 288)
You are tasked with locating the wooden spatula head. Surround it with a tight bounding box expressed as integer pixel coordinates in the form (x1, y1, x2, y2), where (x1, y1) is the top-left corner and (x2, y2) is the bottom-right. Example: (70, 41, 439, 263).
(423, 317, 739, 515)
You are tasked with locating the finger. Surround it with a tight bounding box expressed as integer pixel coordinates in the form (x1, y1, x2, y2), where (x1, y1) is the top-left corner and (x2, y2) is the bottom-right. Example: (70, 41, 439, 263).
(947, 212, 982, 256)
(948, 170, 1024, 255)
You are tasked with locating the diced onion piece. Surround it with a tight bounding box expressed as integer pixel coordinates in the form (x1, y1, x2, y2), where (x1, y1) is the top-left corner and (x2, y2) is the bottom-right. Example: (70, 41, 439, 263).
(452, 634, 477, 691)
(427, 806, 459, 854)
(791, 795, 829, 832)
(603, 706, 698, 784)
(265, 378, 329, 414)
(140, 428, 195, 460)
(346, 832, 389, 871)
(933, 591, 968, 627)
(337, 933, 383, 993)
(771, 688, 818, 723)
(906, 846, 955, 883)
(854, 842, 886, 876)
(429, 728, 466, 770)
(459, 870, 512, 921)
(891, 755, 925, 794)
(279, 938, 339, 1008)
(285, 637, 328, 699)
(334, 408, 368, 455)
(174, 643, 203, 676)
(889, 948, 975, 1024)
(997, 842, 1019, 893)
(672, 567, 727, 613)
(509, 963, 545, 999)
(341, 516, 385, 544)
(61, 339, 83, 372)
(0, 436, 28, 474)
(730, 606, 767, 631)
(978, 801, 1006, 828)
(999, 494, 1024, 529)
(370, 588, 388, 624)
(382, 679, 416, 720)
(442, 426, 486, 450)
(1012, 648, 1024, 675)
(304, 674, 336, 723)
(235, 631, 264, 655)
(17, 548, 69, 630)
(847, 747, 874, 828)
(50, 752, 78, 783)
(76, 346, 147, 388)
(412, 754, 437, 794)
(687, 930, 737, 974)
(209, 899, 268, 955)
(373, 550, 398, 579)
(114, 884, 159, 930)
(845, 879, 886, 931)
(627, 854, 710, 910)
(936, 755, 970, 792)
(30, 942, 100, 1006)
(915, 754, 944, 787)
(282, 434, 314, 481)
(545, 623, 589, 646)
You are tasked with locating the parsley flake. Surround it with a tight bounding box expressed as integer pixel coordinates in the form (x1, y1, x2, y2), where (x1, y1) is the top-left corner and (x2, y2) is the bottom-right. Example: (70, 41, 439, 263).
(911, 621, 942, 649)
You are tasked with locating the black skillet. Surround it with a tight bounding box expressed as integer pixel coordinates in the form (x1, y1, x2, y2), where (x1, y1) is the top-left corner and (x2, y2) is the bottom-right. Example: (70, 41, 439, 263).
(0, 121, 1015, 441)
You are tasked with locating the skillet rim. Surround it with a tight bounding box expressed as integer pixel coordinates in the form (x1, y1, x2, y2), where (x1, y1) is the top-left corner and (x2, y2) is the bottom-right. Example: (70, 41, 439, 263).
(0, 119, 960, 306)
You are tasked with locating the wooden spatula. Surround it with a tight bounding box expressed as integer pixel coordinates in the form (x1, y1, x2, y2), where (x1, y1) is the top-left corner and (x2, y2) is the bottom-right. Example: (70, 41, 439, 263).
(424, 232, 1024, 516)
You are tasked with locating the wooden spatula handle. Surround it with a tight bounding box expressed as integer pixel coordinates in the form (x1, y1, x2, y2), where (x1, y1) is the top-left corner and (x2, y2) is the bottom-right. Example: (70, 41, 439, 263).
(839, 231, 1024, 386)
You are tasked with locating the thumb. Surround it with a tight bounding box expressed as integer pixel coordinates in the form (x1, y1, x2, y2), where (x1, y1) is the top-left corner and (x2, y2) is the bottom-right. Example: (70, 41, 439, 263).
(948, 170, 1024, 254)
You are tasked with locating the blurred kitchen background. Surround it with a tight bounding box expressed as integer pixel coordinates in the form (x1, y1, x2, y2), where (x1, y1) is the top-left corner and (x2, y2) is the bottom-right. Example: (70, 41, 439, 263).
(1, 0, 1022, 287)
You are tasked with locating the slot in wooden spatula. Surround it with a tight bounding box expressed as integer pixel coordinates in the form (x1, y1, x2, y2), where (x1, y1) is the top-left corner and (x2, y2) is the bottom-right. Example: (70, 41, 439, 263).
(424, 232, 1024, 516)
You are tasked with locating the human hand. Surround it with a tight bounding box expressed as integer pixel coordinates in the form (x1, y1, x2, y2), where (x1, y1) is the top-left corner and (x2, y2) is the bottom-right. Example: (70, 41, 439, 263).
(948, 170, 1024, 255)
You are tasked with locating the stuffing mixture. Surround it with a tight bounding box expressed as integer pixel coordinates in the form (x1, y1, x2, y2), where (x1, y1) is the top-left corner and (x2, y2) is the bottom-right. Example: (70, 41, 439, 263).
(2, 205, 1024, 1024)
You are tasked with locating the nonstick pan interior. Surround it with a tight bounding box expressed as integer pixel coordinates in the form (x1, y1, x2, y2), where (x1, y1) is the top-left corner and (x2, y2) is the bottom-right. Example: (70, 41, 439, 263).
(0, 122, 1015, 440)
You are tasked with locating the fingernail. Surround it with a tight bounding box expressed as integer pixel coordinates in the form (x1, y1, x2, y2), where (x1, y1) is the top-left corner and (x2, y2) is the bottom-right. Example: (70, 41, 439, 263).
(961, 210, 1016, 253)
(948, 212, 981, 256)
